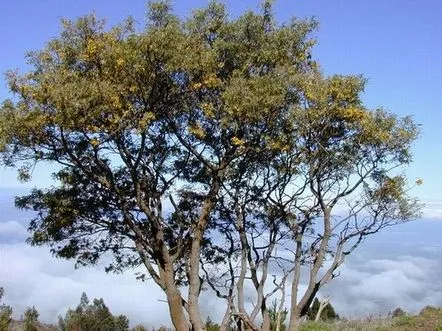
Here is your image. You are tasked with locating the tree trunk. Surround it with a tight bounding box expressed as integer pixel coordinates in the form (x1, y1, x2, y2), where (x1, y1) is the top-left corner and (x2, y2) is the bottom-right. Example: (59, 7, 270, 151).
(188, 172, 223, 330)
(287, 308, 302, 331)
(219, 304, 232, 331)
(261, 308, 271, 331)
(157, 252, 190, 331)
(165, 283, 189, 331)
(315, 298, 330, 322)
(289, 208, 332, 330)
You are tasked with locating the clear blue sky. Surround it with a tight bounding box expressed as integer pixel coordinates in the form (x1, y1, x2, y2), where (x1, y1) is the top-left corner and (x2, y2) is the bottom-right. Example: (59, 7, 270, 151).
(0, 0, 441, 202)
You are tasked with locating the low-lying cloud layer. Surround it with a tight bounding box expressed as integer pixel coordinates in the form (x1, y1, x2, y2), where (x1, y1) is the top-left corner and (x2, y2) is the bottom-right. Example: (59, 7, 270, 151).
(1, 191, 442, 327)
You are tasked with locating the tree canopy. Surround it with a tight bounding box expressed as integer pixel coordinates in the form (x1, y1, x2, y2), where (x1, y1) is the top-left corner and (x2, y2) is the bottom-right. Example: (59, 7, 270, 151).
(58, 292, 129, 331)
(0, 1, 420, 330)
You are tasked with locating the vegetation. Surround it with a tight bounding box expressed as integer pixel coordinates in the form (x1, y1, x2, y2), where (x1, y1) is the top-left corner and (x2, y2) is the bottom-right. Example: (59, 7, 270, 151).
(307, 298, 338, 322)
(2, 287, 442, 331)
(58, 292, 129, 331)
(23, 306, 40, 331)
(0, 288, 13, 330)
(268, 300, 287, 331)
(0, 1, 421, 330)
(390, 307, 406, 318)
(298, 306, 442, 331)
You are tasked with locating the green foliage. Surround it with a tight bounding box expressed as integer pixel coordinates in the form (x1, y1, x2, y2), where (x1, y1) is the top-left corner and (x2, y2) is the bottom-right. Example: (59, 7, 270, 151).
(394, 315, 418, 327)
(0, 1, 421, 327)
(0, 288, 12, 331)
(0, 0, 319, 279)
(299, 321, 332, 331)
(391, 307, 406, 318)
(387, 307, 442, 330)
(307, 298, 339, 321)
(268, 300, 287, 331)
(23, 306, 40, 331)
(58, 292, 129, 331)
(205, 316, 220, 331)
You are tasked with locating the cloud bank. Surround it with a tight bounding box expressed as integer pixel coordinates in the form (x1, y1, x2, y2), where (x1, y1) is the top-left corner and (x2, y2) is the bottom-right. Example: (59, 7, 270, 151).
(1, 191, 442, 327)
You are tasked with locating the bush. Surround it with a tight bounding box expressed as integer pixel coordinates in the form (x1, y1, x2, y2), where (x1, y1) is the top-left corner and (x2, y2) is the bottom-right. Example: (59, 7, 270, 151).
(0, 287, 12, 330)
(23, 306, 40, 331)
(307, 298, 339, 321)
(419, 305, 440, 316)
(391, 307, 406, 318)
(205, 316, 220, 331)
(395, 315, 417, 327)
(299, 321, 332, 331)
(58, 292, 129, 331)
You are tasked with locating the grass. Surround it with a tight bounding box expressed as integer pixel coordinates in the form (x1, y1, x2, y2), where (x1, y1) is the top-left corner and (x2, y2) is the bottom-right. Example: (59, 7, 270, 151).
(299, 307, 442, 331)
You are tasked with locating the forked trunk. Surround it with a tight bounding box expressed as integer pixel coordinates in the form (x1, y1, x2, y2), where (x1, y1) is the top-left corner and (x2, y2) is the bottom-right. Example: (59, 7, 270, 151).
(261, 309, 271, 331)
(166, 286, 189, 331)
(287, 307, 302, 331)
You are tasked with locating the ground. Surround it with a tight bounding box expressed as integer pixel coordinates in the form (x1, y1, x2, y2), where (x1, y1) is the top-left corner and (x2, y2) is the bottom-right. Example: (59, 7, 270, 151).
(301, 306, 442, 331)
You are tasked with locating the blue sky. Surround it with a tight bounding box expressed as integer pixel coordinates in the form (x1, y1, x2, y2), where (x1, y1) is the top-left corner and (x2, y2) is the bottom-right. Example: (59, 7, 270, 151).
(0, 0, 441, 326)
(1, 0, 441, 200)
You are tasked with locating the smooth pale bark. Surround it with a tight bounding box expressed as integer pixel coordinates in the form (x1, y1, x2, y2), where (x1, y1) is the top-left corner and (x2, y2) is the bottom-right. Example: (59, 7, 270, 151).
(166, 286, 189, 331)
(288, 208, 332, 330)
(261, 308, 271, 331)
(188, 172, 224, 330)
(288, 232, 303, 330)
(159, 263, 189, 331)
(315, 298, 330, 322)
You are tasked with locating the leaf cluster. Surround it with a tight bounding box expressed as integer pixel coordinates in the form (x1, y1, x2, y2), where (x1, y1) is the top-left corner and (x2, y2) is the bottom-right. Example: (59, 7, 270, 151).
(58, 292, 129, 331)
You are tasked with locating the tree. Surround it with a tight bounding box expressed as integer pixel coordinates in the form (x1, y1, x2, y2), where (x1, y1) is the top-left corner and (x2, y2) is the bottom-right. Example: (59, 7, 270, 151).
(307, 298, 338, 322)
(58, 292, 129, 331)
(391, 307, 406, 318)
(269, 300, 287, 331)
(205, 316, 220, 331)
(0, 288, 13, 330)
(199, 75, 419, 330)
(0, 1, 420, 331)
(0, 2, 315, 330)
(23, 306, 40, 331)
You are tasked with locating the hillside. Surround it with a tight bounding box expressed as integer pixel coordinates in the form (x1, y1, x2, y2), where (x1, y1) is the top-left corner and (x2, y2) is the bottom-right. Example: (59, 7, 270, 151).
(5, 307, 442, 331)
(300, 307, 442, 331)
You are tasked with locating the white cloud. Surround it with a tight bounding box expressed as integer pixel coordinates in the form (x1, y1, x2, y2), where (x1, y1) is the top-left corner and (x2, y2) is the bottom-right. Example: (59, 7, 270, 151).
(0, 221, 27, 241)
(1, 191, 442, 327)
(421, 200, 442, 220)
(2, 236, 442, 327)
(0, 242, 171, 328)
(322, 255, 442, 318)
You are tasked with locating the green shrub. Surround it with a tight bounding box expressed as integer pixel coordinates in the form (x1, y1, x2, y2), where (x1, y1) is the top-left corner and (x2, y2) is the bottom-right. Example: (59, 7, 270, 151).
(58, 292, 129, 331)
(23, 306, 40, 331)
(300, 321, 332, 331)
(394, 315, 417, 327)
(391, 307, 406, 318)
(0, 287, 12, 331)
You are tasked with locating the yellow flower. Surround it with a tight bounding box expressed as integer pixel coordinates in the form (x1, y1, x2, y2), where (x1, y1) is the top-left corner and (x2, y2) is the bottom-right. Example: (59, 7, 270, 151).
(116, 58, 125, 67)
(191, 82, 202, 90)
(189, 124, 205, 138)
(231, 136, 245, 146)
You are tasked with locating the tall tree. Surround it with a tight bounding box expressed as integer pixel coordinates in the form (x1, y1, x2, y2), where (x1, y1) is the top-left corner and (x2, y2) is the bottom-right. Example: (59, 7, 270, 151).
(283, 74, 420, 330)
(0, 1, 316, 330)
(200, 74, 420, 330)
(0, 1, 420, 330)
